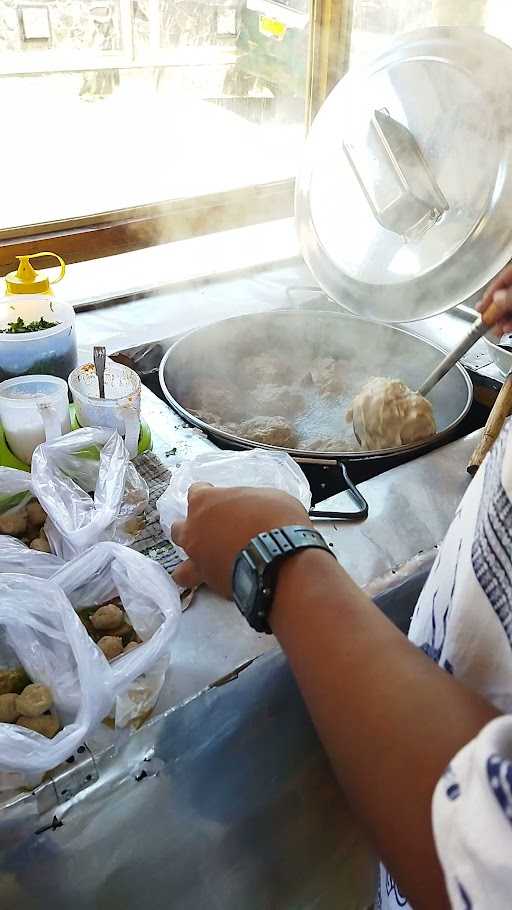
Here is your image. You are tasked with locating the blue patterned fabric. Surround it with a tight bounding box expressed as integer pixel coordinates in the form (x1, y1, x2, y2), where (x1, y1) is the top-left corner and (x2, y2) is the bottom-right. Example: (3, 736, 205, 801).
(487, 753, 512, 827)
(419, 532, 462, 674)
(442, 764, 461, 802)
(472, 431, 512, 647)
(457, 881, 472, 909)
(380, 421, 512, 909)
(385, 873, 408, 907)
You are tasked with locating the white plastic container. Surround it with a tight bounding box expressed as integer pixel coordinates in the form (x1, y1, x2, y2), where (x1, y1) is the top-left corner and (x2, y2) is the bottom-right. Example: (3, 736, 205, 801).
(68, 359, 141, 458)
(0, 254, 77, 382)
(0, 375, 71, 464)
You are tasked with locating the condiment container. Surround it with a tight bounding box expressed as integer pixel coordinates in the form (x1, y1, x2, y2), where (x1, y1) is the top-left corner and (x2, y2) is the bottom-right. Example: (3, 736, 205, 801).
(0, 375, 71, 465)
(68, 360, 141, 458)
(0, 253, 77, 382)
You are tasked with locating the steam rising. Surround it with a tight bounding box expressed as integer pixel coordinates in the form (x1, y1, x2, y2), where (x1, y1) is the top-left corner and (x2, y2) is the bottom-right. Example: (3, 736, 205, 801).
(161, 309, 470, 454)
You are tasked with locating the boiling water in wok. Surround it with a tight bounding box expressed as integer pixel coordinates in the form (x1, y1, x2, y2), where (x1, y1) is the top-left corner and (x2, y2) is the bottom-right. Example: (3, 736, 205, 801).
(159, 311, 473, 458)
(185, 352, 366, 451)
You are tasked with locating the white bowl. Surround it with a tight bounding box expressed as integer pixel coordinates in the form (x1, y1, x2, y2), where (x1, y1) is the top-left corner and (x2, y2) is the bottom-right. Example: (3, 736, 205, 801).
(484, 335, 512, 376)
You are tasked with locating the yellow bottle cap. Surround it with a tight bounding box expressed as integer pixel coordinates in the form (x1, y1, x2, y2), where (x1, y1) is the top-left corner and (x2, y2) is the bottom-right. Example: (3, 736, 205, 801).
(5, 252, 66, 295)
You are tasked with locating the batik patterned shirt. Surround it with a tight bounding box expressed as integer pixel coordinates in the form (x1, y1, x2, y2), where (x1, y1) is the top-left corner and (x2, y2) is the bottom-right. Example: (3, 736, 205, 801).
(378, 419, 512, 909)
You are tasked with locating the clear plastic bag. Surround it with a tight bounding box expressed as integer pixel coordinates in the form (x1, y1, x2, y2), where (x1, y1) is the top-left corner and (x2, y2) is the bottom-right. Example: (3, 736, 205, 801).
(157, 448, 312, 548)
(0, 469, 53, 565)
(0, 574, 113, 790)
(0, 467, 33, 517)
(30, 428, 149, 559)
(0, 541, 181, 784)
(0, 536, 63, 578)
(49, 542, 181, 727)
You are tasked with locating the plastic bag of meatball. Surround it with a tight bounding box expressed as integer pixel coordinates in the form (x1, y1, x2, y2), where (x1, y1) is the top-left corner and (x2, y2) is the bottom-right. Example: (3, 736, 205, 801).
(50, 542, 181, 728)
(0, 534, 63, 578)
(30, 428, 149, 560)
(0, 466, 33, 516)
(157, 448, 312, 551)
(0, 574, 113, 791)
(0, 467, 59, 563)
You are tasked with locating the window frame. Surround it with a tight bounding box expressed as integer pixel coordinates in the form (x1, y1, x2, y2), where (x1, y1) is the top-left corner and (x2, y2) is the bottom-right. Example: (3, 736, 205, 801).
(306, 0, 353, 125)
(0, 0, 353, 275)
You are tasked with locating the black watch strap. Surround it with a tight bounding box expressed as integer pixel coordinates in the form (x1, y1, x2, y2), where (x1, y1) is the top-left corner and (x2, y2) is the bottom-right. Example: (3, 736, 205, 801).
(232, 525, 336, 634)
(256, 526, 334, 559)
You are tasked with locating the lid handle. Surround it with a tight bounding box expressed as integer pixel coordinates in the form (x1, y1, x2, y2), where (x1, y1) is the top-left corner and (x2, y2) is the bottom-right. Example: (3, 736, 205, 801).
(38, 402, 62, 442)
(344, 108, 449, 243)
(17, 252, 66, 285)
(118, 400, 140, 459)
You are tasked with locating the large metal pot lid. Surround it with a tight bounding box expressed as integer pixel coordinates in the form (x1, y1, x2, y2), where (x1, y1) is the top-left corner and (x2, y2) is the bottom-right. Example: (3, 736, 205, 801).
(296, 27, 512, 323)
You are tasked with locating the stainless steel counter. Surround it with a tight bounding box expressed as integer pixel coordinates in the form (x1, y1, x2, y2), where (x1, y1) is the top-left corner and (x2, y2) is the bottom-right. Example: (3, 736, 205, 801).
(0, 254, 493, 906)
(0, 386, 483, 908)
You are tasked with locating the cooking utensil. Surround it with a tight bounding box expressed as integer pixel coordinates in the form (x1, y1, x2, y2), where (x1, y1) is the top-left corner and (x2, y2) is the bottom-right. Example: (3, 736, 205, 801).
(467, 367, 512, 476)
(351, 303, 500, 444)
(417, 303, 500, 397)
(94, 345, 106, 399)
(68, 359, 141, 458)
(160, 311, 472, 522)
(159, 310, 472, 462)
(296, 27, 512, 323)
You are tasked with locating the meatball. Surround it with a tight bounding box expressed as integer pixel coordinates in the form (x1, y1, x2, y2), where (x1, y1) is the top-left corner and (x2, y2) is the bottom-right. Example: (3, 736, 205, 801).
(0, 668, 30, 696)
(348, 377, 436, 450)
(301, 436, 357, 453)
(97, 636, 124, 660)
(30, 534, 51, 553)
(252, 385, 304, 418)
(18, 715, 59, 738)
(0, 693, 19, 723)
(26, 500, 46, 529)
(185, 380, 242, 422)
(243, 354, 288, 385)
(0, 509, 28, 538)
(110, 619, 135, 640)
(90, 604, 123, 632)
(123, 641, 141, 654)
(237, 416, 299, 448)
(306, 358, 346, 398)
(16, 683, 53, 718)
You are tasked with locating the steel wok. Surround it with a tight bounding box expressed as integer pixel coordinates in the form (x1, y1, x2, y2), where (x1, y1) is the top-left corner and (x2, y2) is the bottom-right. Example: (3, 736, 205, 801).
(159, 310, 472, 463)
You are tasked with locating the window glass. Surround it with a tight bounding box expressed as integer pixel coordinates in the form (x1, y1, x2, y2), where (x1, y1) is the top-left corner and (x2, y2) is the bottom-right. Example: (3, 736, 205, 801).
(0, 0, 309, 231)
(350, 0, 512, 69)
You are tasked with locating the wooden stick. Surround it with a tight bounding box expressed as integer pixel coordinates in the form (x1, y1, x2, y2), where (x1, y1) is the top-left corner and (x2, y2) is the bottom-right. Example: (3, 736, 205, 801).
(467, 369, 512, 475)
(481, 299, 501, 329)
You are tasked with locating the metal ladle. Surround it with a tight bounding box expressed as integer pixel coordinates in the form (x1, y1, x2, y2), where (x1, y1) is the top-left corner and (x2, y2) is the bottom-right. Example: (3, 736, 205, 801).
(353, 302, 500, 445)
(93, 346, 106, 399)
(417, 302, 500, 397)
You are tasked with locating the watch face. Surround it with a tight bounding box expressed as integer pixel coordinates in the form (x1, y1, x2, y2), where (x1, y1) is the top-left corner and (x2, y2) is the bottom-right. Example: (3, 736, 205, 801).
(233, 552, 258, 614)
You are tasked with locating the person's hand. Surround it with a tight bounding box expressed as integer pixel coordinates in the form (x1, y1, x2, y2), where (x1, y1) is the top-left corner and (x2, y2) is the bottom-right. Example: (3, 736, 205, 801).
(477, 263, 512, 335)
(171, 484, 312, 598)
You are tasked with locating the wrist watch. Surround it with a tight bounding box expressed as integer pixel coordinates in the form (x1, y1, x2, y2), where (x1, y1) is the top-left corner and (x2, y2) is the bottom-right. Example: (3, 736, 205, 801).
(231, 525, 336, 634)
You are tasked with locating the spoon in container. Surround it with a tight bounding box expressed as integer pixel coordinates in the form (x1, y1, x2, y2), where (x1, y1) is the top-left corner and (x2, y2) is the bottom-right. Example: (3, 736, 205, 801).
(93, 346, 106, 399)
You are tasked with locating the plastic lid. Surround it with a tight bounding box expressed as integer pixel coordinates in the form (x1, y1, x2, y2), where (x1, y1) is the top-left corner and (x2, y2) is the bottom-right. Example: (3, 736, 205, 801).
(296, 27, 512, 322)
(5, 252, 66, 295)
(0, 374, 68, 404)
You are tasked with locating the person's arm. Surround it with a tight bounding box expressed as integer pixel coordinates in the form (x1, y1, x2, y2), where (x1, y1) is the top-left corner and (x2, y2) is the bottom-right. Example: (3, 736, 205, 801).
(172, 485, 500, 910)
(270, 549, 498, 910)
(477, 262, 512, 334)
